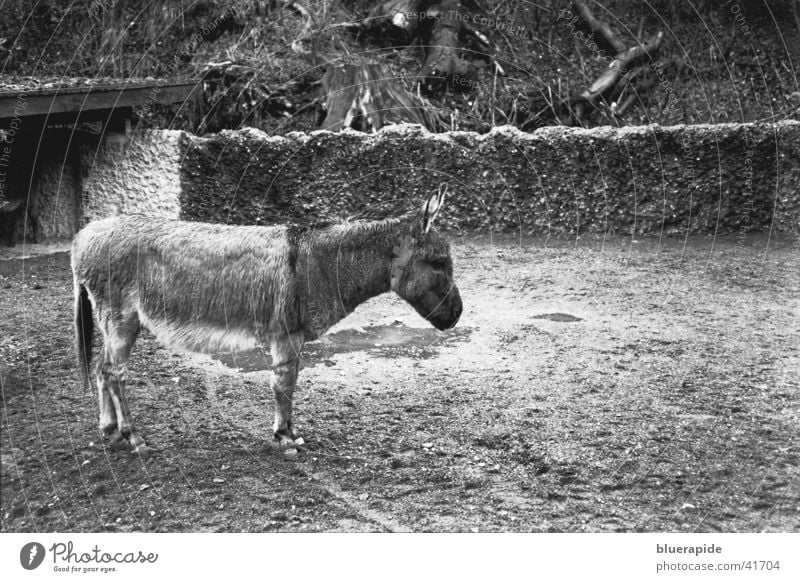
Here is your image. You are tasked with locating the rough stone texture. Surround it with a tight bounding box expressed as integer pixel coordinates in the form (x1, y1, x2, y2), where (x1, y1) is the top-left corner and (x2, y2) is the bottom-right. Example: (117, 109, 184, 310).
(35, 153, 80, 240)
(24, 121, 800, 242)
(15, 129, 184, 244)
(179, 121, 800, 235)
(1, 128, 81, 243)
(80, 130, 183, 225)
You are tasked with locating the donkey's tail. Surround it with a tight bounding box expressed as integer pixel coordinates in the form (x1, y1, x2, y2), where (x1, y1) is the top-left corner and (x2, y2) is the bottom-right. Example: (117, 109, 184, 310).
(75, 283, 93, 389)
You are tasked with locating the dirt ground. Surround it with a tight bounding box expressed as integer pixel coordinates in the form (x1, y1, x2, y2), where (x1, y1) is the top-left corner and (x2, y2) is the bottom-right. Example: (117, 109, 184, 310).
(1, 233, 798, 532)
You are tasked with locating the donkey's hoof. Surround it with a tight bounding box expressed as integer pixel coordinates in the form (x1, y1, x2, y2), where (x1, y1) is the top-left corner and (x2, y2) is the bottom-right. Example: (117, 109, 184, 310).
(129, 435, 147, 454)
(274, 430, 303, 458)
(274, 430, 296, 447)
(108, 431, 129, 450)
(100, 422, 118, 437)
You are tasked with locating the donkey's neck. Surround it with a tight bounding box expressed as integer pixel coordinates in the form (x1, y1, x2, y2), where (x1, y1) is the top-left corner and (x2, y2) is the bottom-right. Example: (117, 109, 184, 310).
(303, 219, 403, 327)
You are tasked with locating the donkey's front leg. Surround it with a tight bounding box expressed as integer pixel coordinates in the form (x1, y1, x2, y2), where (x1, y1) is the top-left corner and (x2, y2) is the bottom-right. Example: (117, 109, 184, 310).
(270, 332, 305, 454)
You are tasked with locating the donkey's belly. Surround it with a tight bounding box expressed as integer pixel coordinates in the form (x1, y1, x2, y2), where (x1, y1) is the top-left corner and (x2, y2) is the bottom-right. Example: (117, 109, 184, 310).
(137, 309, 260, 354)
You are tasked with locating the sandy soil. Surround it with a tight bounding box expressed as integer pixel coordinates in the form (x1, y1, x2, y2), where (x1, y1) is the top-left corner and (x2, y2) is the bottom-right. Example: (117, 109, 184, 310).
(1, 233, 798, 532)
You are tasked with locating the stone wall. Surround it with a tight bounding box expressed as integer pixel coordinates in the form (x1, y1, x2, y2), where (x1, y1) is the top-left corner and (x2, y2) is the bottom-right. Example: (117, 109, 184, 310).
(80, 129, 183, 224)
(179, 121, 800, 235)
(35, 150, 81, 240)
(16, 120, 800, 243)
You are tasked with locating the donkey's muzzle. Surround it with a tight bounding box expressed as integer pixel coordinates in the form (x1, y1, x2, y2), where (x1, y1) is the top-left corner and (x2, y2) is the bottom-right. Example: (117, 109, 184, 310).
(430, 287, 463, 331)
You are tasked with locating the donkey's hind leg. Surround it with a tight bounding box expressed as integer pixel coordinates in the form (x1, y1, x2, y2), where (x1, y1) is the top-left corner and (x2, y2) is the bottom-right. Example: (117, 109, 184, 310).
(96, 311, 142, 451)
(269, 332, 305, 453)
(97, 372, 117, 437)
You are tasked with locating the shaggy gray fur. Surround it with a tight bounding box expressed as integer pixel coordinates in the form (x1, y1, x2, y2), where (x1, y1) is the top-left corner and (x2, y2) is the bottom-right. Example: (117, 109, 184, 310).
(71, 192, 461, 453)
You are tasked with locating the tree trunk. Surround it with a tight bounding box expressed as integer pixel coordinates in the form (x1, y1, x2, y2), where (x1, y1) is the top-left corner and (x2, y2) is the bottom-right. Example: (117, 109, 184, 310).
(319, 63, 442, 131)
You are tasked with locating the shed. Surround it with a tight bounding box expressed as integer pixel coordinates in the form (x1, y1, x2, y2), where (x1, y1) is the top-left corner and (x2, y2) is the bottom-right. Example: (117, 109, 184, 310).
(0, 78, 199, 245)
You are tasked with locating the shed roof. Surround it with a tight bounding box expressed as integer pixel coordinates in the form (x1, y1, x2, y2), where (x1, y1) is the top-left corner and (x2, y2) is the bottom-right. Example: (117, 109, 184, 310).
(0, 77, 199, 124)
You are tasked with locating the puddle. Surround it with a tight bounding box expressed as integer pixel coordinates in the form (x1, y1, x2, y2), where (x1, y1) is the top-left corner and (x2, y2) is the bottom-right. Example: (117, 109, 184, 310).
(212, 321, 471, 372)
(531, 313, 583, 322)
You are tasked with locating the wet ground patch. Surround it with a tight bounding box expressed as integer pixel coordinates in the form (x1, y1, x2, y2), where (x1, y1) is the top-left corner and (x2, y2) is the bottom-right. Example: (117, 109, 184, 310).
(532, 313, 583, 322)
(212, 321, 472, 372)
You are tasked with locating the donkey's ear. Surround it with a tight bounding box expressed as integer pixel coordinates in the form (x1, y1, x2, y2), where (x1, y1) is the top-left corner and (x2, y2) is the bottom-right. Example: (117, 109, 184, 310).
(421, 184, 447, 233)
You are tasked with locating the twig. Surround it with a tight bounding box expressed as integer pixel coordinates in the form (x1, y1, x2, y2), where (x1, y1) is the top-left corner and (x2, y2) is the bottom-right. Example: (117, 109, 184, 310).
(498, 30, 517, 62)
(490, 0, 509, 15)
(793, 0, 800, 36)
(491, 62, 498, 126)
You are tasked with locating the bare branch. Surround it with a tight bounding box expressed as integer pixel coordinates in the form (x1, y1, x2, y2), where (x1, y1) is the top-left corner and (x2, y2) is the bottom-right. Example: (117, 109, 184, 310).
(578, 31, 664, 105)
(571, 0, 626, 55)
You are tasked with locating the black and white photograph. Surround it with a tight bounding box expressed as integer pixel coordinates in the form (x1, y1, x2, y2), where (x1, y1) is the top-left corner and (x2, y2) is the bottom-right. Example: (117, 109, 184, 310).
(0, 0, 798, 576)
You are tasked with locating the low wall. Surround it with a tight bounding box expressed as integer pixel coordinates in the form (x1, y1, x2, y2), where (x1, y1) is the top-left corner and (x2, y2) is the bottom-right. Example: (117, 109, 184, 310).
(24, 121, 800, 242)
(179, 121, 799, 235)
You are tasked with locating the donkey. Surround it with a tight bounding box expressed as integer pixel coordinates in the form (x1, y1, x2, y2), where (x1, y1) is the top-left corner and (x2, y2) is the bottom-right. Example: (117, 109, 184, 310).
(71, 187, 462, 455)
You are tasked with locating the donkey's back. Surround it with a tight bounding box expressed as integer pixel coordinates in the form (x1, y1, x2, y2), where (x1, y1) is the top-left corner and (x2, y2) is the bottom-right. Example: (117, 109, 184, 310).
(72, 215, 295, 288)
(72, 215, 299, 353)
(72, 215, 309, 453)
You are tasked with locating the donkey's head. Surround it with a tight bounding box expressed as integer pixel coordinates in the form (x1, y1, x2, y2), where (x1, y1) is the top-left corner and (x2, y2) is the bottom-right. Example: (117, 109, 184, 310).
(390, 186, 463, 331)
